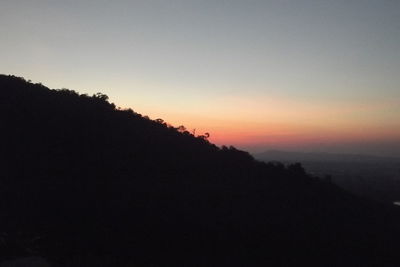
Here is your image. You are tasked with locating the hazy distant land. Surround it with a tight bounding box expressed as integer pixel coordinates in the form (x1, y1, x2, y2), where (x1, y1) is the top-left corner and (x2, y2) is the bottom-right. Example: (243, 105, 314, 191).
(255, 150, 400, 203)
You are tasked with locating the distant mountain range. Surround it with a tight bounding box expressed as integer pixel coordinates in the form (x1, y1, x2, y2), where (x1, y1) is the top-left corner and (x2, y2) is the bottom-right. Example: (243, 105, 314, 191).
(255, 150, 400, 204)
(254, 150, 400, 163)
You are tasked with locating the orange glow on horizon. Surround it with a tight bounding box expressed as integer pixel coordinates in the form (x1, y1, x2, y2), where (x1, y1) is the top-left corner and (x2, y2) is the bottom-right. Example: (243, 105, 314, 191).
(142, 110, 400, 149)
(116, 91, 400, 153)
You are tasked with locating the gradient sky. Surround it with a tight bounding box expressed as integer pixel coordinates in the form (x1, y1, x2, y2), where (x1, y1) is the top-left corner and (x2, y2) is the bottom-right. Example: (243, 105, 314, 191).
(1, 0, 400, 156)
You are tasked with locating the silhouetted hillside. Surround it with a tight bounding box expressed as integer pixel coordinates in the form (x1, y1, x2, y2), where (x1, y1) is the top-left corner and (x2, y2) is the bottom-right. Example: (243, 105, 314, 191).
(1, 75, 400, 266)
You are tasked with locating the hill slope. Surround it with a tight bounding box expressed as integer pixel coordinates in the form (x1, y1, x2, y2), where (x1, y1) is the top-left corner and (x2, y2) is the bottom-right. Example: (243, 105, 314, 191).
(1, 75, 400, 266)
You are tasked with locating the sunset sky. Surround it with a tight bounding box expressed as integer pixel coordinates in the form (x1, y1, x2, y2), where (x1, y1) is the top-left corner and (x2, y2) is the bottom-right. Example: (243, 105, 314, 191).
(1, 0, 400, 156)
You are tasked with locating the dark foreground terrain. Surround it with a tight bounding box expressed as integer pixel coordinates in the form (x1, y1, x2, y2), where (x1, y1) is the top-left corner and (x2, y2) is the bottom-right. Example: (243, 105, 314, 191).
(1, 75, 400, 266)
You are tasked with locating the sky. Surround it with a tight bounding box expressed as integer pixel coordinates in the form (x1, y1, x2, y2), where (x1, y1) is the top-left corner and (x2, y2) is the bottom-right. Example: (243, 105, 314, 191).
(1, 0, 400, 156)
